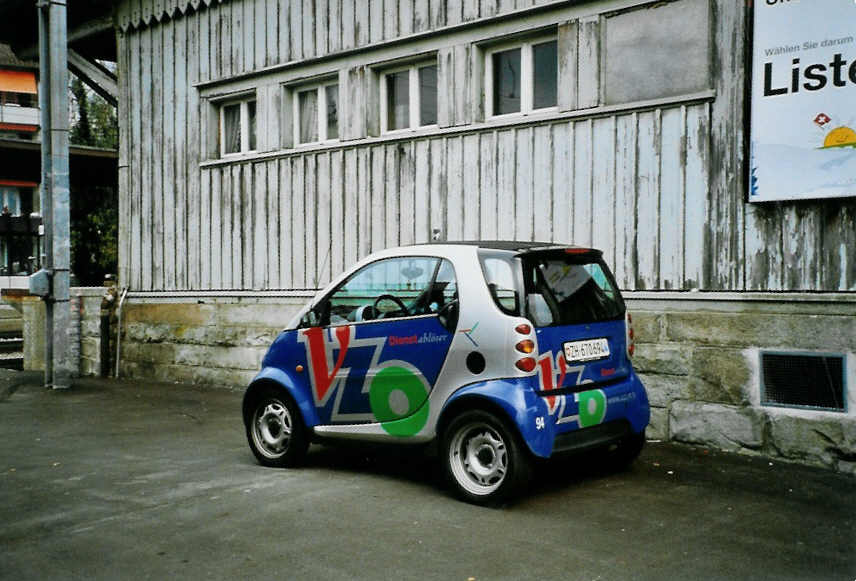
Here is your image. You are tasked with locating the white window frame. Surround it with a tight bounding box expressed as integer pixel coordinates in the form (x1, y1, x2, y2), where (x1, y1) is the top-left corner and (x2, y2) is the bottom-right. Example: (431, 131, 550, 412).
(218, 94, 257, 157)
(484, 34, 558, 119)
(379, 60, 438, 134)
(292, 79, 340, 146)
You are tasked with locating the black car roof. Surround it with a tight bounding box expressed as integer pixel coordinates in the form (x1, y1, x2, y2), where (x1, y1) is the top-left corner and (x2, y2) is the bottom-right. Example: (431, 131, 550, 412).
(426, 240, 597, 253)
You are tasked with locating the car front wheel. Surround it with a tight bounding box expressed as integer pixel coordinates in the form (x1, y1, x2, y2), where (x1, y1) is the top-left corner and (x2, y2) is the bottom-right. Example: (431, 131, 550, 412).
(246, 387, 308, 467)
(443, 410, 532, 505)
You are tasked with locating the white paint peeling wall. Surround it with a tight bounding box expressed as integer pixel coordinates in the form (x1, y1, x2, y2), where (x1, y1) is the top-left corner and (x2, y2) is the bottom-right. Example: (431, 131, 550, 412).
(116, 0, 856, 294)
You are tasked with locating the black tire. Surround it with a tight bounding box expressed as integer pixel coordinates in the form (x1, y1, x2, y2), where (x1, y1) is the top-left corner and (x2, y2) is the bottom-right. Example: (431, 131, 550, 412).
(442, 410, 532, 505)
(245, 387, 308, 467)
(603, 429, 645, 471)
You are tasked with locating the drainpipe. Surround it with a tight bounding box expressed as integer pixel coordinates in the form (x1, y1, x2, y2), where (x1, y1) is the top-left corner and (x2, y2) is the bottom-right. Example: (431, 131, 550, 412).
(114, 287, 128, 378)
(100, 282, 117, 378)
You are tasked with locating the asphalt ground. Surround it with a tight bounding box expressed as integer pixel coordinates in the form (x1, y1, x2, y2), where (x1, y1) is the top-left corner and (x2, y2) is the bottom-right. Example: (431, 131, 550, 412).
(1, 372, 854, 581)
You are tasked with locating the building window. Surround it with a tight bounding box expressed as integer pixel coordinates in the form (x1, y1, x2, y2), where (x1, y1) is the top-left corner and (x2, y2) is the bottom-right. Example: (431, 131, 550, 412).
(380, 61, 437, 133)
(219, 95, 256, 156)
(485, 36, 558, 118)
(293, 80, 339, 145)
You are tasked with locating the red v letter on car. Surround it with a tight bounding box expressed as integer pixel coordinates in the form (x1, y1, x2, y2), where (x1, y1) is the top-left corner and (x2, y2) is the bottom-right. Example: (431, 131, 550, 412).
(301, 326, 352, 404)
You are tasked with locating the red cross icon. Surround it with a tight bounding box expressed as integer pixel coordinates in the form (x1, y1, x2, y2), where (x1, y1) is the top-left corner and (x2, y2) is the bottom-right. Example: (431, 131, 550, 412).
(814, 113, 831, 127)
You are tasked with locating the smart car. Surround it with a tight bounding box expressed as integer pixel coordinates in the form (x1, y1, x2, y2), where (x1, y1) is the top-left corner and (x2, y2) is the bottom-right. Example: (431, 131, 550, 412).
(243, 242, 650, 504)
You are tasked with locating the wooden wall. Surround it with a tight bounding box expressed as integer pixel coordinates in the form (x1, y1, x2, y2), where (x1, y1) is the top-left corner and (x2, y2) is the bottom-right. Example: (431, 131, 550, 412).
(116, 0, 856, 293)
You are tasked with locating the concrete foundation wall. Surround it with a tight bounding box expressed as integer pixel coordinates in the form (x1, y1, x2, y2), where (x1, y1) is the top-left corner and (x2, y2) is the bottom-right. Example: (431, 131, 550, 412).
(118, 296, 308, 387)
(629, 293, 856, 475)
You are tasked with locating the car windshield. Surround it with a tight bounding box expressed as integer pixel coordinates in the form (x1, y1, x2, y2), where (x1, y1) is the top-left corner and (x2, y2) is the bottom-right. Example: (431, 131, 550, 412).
(521, 253, 624, 327)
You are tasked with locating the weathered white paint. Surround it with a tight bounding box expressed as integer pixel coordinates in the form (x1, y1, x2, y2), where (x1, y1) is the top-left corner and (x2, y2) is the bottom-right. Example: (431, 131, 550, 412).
(117, 0, 856, 295)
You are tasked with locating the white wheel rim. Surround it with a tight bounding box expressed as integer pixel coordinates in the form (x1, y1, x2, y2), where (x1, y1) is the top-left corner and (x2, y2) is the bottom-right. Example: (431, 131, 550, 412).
(251, 400, 292, 459)
(448, 421, 508, 496)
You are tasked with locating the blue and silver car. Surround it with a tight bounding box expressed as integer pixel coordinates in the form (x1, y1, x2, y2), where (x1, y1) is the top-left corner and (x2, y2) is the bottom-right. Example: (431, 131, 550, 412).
(243, 242, 650, 504)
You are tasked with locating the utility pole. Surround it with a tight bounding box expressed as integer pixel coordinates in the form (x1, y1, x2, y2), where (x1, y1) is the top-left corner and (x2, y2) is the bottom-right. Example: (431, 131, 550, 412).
(37, 0, 72, 389)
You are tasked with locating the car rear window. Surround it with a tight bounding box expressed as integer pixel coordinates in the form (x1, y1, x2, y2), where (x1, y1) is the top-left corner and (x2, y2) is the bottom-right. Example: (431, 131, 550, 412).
(522, 253, 624, 327)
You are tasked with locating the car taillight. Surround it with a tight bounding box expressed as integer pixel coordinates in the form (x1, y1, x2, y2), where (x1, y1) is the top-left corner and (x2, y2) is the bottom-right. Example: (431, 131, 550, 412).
(626, 312, 635, 358)
(515, 323, 531, 335)
(515, 339, 535, 354)
(515, 357, 536, 372)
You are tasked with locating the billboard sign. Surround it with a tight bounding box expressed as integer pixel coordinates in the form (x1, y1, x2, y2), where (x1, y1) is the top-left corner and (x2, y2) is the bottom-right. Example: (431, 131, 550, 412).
(750, 0, 856, 202)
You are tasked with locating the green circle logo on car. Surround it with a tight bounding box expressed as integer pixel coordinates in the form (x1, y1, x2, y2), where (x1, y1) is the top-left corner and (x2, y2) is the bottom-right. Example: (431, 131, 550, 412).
(577, 389, 607, 428)
(369, 365, 430, 437)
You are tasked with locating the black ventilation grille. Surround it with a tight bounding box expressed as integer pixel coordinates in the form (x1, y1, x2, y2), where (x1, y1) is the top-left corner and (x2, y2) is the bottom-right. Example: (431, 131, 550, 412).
(761, 352, 846, 412)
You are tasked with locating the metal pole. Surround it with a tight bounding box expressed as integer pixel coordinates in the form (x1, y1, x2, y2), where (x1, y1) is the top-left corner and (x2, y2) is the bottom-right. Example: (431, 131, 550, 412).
(37, 0, 71, 389)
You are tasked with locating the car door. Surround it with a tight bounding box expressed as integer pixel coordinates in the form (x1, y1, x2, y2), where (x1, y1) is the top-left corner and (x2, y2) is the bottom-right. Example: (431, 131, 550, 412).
(300, 256, 458, 427)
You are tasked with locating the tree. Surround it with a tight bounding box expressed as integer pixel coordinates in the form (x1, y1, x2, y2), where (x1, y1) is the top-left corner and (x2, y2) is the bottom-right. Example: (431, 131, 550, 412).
(68, 74, 119, 285)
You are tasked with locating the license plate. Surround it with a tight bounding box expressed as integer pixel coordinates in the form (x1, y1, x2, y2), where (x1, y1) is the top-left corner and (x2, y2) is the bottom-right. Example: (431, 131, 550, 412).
(563, 338, 610, 363)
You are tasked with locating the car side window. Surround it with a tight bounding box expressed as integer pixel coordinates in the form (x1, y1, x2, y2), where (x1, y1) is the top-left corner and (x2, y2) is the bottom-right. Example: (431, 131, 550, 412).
(324, 256, 440, 325)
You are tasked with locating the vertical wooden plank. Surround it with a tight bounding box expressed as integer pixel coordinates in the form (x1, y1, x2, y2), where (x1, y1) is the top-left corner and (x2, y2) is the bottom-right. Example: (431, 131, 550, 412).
(384, 0, 398, 40)
(577, 15, 600, 109)
(591, 117, 616, 271)
(344, 148, 359, 265)
(399, 0, 413, 36)
(414, 139, 431, 243)
(399, 142, 415, 246)
(414, 0, 430, 33)
(278, 158, 293, 288)
(244, 0, 256, 73)
(266, 0, 278, 67)
(497, 0, 515, 17)
(430, 0, 445, 29)
(133, 30, 145, 289)
(635, 110, 660, 290)
(515, 127, 533, 241)
(209, 169, 221, 288)
(357, 147, 371, 259)
(783, 206, 821, 290)
(446, 137, 464, 240)
(232, 0, 243, 76)
(342, 0, 355, 50)
(614, 113, 637, 289)
(557, 20, 578, 112)
(446, 0, 462, 26)
(371, 145, 387, 251)
(463, 0, 478, 21)
(198, 5, 210, 84)
(479, 131, 497, 240)
(174, 18, 188, 289)
(290, 0, 303, 61)
(573, 119, 593, 248)
(496, 129, 516, 240)
(481, 0, 498, 18)
(209, 2, 221, 79)
(252, 0, 264, 71)
(462, 133, 480, 240)
(278, 0, 291, 63)
(316, 152, 332, 286)
(345, 66, 365, 140)
(316, 0, 328, 57)
(384, 144, 400, 248)
(185, 13, 200, 289)
(429, 138, 446, 240)
(330, 149, 345, 277)
(658, 107, 684, 289)
(744, 202, 782, 291)
(220, 167, 233, 288)
(684, 103, 709, 290)
(708, 0, 746, 290)
(291, 157, 305, 287)
(437, 47, 454, 128)
(163, 21, 177, 291)
(254, 163, 268, 289)
(356, 0, 370, 47)
(303, 0, 315, 59)
(550, 122, 571, 245)
(370, 0, 384, 44)
(304, 155, 318, 287)
(240, 164, 252, 288)
(329, 0, 342, 54)
(454, 44, 469, 126)
(200, 169, 211, 289)
(532, 125, 552, 242)
(151, 24, 164, 291)
(117, 32, 131, 288)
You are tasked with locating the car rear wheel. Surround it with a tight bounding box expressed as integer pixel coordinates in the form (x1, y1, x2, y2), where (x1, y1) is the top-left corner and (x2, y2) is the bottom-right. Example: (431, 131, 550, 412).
(246, 387, 308, 467)
(603, 429, 645, 471)
(443, 410, 532, 505)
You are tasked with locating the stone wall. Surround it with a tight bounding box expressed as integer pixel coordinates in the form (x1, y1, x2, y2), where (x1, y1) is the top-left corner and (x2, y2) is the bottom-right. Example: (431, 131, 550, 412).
(628, 293, 856, 475)
(118, 296, 309, 387)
